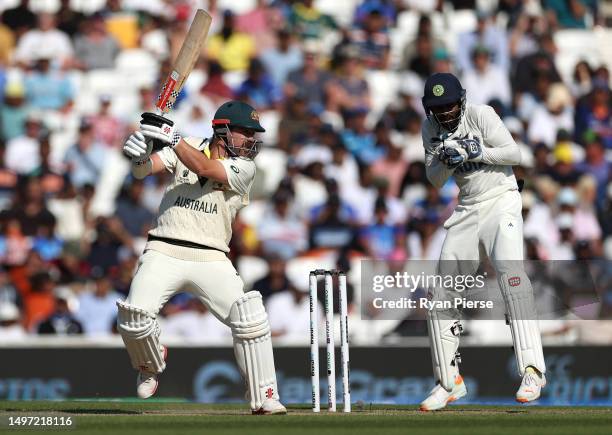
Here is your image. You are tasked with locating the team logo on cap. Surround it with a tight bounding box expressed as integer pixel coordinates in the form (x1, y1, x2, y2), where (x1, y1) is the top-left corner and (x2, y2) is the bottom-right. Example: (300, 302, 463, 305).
(433, 85, 445, 97)
(250, 110, 259, 121)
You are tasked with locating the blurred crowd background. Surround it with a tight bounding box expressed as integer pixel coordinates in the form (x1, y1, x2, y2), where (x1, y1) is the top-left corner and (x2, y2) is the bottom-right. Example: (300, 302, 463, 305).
(0, 0, 610, 346)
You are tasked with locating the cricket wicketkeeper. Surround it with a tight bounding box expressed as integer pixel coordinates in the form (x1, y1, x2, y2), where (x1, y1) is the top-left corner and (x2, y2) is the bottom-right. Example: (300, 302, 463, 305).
(120, 101, 286, 415)
(419, 73, 546, 411)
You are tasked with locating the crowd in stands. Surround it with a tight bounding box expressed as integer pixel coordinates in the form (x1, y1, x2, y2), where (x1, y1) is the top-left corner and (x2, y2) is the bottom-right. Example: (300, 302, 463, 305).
(0, 0, 610, 345)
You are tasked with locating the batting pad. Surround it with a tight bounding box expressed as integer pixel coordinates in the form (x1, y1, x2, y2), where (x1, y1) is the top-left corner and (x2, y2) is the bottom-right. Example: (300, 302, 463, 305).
(116, 300, 166, 374)
(229, 291, 279, 410)
(499, 272, 546, 376)
(427, 309, 462, 391)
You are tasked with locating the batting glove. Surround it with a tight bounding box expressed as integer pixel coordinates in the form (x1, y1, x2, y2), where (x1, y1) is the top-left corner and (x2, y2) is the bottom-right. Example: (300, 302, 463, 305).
(139, 112, 182, 148)
(123, 131, 152, 163)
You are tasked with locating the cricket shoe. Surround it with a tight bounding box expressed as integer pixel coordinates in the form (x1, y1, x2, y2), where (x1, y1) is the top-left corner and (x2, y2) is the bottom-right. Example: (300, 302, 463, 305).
(136, 345, 167, 399)
(252, 399, 287, 415)
(516, 366, 546, 403)
(420, 375, 467, 411)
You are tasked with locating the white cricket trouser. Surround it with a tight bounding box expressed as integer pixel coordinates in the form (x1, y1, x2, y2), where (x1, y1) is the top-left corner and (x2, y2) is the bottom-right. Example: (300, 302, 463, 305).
(126, 249, 245, 322)
(440, 189, 523, 268)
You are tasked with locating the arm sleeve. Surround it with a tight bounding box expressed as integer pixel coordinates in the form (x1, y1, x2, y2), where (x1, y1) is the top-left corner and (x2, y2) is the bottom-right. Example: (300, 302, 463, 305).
(156, 146, 179, 173)
(479, 105, 521, 166)
(422, 125, 455, 188)
(219, 158, 256, 196)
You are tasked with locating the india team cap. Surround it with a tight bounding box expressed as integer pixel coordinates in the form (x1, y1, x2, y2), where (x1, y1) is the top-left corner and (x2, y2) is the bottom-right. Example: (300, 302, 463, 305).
(422, 72, 465, 109)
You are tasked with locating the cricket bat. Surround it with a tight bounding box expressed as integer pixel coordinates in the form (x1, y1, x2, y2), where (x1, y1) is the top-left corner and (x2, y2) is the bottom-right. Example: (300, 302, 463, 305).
(155, 9, 213, 113)
(139, 9, 212, 151)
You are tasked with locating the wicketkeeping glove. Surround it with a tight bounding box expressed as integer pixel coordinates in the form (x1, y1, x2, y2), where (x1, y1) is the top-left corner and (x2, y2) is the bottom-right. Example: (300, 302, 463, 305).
(139, 112, 182, 148)
(437, 145, 467, 169)
(123, 131, 152, 163)
(446, 138, 483, 162)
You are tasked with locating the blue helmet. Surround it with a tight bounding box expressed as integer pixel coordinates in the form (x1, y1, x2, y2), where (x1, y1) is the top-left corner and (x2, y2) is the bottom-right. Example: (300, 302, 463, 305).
(422, 73, 466, 134)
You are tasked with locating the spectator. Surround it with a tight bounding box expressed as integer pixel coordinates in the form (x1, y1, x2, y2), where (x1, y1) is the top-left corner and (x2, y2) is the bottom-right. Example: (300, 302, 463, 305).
(569, 60, 594, 98)
(370, 139, 408, 198)
(206, 10, 256, 72)
(251, 255, 290, 300)
(161, 297, 231, 343)
(86, 217, 132, 272)
(349, 8, 391, 70)
(0, 12, 14, 67)
(557, 186, 602, 245)
(0, 302, 26, 340)
(1, 0, 36, 39)
(462, 45, 511, 107)
(23, 271, 56, 331)
(258, 191, 308, 260)
(528, 83, 574, 148)
(2, 176, 56, 238)
(406, 212, 446, 260)
(5, 116, 42, 175)
(0, 219, 31, 266)
(236, 0, 283, 50)
(100, 0, 139, 49)
(402, 14, 446, 68)
(260, 29, 303, 88)
(456, 10, 509, 74)
(359, 198, 402, 259)
(574, 79, 611, 149)
(285, 40, 333, 116)
(340, 108, 381, 164)
(323, 133, 361, 194)
(509, 12, 544, 61)
(354, 0, 396, 28)
(235, 58, 282, 111)
(200, 61, 233, 104)
(277, 95, 312, 151)
(88, 95, 126, 148)
(115, 180, 154, 238)
(47, 182, 85, 244)
(288, 0, 336, 40)
(37, 287, 83, 335)
(76, 269, 122, 336)
(74, 13, 121, 70)
(266, 264, 323, 341)
(545, 0, 598, 29)
(56, 0, 86, 37)
(14, 12, 74, 68)
(177, 100, 216, 140)
(513, 33, 561, 95)
(405, 32, 435, 80)
(550, 213, 576, 260)
(308, 193, 355, 250)
(1, 82, 29, 142)
(576, 135, 611, 207)
(63, 121, 108, 188)
(24, 55, 73, 111)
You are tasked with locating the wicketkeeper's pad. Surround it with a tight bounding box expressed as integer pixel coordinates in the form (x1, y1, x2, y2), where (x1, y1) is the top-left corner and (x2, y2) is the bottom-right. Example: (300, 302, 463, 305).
(499, 272, 546, 375)
(427, 308, 463, 392)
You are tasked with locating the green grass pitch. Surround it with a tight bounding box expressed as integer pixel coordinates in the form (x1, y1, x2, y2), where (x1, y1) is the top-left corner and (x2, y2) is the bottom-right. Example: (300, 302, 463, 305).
(1, 401, 610, 435)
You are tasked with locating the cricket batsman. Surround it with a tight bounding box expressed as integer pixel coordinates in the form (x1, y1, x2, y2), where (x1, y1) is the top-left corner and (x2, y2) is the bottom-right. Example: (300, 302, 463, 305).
(119, 101, 287, 415)
(419, 73, 546, 411)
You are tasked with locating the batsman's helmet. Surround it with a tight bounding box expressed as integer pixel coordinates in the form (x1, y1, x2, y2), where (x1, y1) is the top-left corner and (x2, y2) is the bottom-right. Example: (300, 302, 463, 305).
(212, 100, 265, 159)
(422, 73, 466, 133)
(212, 100, 265, 132)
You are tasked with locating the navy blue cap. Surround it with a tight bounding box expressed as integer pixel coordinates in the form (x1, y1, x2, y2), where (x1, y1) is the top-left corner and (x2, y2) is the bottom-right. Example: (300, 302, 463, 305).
(422, 73, 465, 110)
